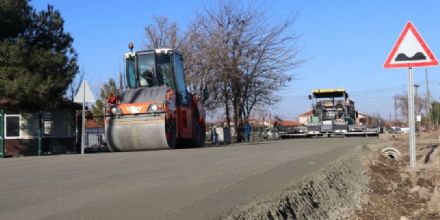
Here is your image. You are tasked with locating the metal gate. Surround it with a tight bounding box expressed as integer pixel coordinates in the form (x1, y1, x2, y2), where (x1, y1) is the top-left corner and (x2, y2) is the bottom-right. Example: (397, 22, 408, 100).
(0, 109, 4, 158)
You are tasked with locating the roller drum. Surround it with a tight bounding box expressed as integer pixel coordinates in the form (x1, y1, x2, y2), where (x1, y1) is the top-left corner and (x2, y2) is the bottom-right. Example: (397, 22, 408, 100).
(105, 114, 168, 151)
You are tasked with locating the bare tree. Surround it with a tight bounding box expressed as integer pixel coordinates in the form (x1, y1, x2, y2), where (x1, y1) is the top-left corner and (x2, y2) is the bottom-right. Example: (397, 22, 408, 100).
(198, 1, 303, 127)
(144, 16, 180, 49)
(180, 17, 218, 109)
(66, 68, 84, 101)
(395, 93, 426, 121)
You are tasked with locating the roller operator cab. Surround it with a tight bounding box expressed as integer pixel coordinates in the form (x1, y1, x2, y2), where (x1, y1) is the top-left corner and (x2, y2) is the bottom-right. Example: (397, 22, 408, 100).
(105, 48, 206, 151)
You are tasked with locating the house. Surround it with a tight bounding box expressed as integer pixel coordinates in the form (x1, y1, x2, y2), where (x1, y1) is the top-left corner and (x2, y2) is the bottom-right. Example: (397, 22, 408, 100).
(273, 120, 304, 134)
(274, 120, 304, 127)
(84, 117, 105, 147)
(0, 98, 81, 157)
(297, 110, 313, 124)
(357, 112, 381, 127)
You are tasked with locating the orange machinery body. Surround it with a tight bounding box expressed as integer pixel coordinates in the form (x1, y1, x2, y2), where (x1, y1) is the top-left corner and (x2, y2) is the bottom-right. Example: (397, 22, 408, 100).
(113, 90, 204, 139)
(105, 88, 206, 151)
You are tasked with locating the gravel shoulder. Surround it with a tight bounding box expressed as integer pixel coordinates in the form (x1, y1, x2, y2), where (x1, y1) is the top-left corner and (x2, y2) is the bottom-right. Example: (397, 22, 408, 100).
(224, 140, 384, 220)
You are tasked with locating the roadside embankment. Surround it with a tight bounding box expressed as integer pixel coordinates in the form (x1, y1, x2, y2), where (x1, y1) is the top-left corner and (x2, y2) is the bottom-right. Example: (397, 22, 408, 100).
(224, 143, 383, 220)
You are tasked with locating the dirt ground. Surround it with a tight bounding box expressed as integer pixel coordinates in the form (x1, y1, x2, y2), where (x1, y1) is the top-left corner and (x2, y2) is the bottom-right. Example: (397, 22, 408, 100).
(355, 132, 440, 219)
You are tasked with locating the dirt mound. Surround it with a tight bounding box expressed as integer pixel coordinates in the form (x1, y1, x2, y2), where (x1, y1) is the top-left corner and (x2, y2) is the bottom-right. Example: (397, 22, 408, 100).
(224, 148, 370, 220)
(355, 132, 440, 219)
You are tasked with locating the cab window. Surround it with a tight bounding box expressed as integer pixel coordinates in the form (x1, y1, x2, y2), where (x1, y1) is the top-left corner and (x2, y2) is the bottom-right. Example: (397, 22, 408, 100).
(126, 57, 136, 88)
(156, 54, 175, 89)
(173, 53, 188, 105)
(137, 53, 156, 87)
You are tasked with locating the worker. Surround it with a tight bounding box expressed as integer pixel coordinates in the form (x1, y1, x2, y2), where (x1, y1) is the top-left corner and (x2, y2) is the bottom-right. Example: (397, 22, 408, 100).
(244, 121, 252, 142)
(237, 122, 243, 143)
(107, 93, 118, 105)
(210, 123, 218, 145)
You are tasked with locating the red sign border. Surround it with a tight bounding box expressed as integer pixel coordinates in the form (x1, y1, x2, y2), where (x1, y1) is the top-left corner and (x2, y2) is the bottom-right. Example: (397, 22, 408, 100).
(384, 21, 438, 68)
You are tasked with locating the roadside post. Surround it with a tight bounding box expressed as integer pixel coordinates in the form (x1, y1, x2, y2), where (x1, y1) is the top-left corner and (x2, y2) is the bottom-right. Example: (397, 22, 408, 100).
(38, 111, 42, 156)
(74, 80, 96, 155)
(0, 109, 4, 158)
(384, 21, 438, 168)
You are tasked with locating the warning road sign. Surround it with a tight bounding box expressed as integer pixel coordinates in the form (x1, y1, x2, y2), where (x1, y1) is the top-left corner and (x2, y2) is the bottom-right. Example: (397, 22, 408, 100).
(384, 21, 438, 68)
(74, 80, 96, 103)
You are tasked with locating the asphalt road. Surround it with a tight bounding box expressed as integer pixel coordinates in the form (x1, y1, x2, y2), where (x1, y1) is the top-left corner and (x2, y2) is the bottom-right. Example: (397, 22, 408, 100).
(0, 138, 380, 220)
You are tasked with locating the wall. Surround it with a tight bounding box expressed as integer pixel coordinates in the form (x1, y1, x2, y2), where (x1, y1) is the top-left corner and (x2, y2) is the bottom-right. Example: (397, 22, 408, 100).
(3, 107, 77, 157)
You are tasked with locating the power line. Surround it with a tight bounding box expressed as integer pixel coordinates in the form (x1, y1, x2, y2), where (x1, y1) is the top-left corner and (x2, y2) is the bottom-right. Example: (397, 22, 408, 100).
(284, 85, 406, 99)
(284, 81, 440, 100)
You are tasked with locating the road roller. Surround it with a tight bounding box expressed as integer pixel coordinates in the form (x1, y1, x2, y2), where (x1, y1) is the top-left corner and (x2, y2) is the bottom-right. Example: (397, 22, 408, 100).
(104, 47, 206, 151)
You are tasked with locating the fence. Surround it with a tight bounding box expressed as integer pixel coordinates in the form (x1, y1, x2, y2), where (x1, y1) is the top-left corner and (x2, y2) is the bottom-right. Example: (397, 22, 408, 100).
(84, 127, 109, 152)
(207, 125, 280, 145)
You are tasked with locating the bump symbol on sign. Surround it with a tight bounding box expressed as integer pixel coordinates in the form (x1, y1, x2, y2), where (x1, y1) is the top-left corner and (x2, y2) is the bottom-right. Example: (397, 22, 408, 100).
(395, 52, 426, 61)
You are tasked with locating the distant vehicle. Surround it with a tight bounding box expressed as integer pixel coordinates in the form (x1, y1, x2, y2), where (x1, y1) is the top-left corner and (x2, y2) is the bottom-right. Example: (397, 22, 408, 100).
(400, 127, 410, 134)
(105, 46, 207, 151)
(388, 126, 403, 134)
(280, 89, 379, 138)
(305, 89, 379, 137)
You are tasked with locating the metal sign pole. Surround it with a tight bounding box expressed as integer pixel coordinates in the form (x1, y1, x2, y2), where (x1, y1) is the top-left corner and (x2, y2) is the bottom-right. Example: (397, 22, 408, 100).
(408, 67, 416, 168)
(81, 81, 85, 155)
(73, 80, 95, 155)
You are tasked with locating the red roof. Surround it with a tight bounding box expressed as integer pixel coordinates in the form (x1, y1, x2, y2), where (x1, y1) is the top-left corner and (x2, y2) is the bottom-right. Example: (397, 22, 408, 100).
(86, 118, 103, 128)
(276, 120, 303, 127)
(298, 110, 313, 117)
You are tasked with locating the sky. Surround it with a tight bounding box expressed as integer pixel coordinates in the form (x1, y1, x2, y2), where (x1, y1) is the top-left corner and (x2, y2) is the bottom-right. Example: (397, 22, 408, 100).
(32, 0, 440, 121)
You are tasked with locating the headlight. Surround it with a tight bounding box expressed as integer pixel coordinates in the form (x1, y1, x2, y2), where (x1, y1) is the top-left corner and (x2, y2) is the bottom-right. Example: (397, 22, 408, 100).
(151, 104, 158, 111)
(148, 103, 164, 112)
(111, 107, 122, 115)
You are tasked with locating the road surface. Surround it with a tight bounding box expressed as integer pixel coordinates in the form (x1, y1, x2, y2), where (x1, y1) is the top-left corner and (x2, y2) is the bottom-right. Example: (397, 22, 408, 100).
(0, 138, 380, 220)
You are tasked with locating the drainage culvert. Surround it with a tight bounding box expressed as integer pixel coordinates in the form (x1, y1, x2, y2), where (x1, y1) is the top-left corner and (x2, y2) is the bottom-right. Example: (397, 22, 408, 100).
(381, 147, 402, 160)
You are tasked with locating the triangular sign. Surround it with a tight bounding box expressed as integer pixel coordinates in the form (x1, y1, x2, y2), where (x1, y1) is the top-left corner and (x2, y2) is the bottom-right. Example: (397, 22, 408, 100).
(384, 21, 438, 68)
(74, 80, 96, 103)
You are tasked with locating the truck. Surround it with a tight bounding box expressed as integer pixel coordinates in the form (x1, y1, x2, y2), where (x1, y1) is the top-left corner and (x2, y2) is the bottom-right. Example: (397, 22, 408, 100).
(104, 46, 207, 151)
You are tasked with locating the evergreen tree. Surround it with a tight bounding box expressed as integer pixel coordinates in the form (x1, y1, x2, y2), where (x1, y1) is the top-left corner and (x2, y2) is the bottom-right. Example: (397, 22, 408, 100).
(429, 101, 440, 128)
(0, 0, 78, 110)
(92, 79, 118, 126)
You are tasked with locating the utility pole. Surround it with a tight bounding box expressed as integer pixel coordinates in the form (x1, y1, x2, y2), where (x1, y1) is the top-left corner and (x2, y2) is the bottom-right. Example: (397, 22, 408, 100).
(414, 84, 419, 114)
(394, 95, 398, 122)
(414, 84, 420, 135)
(425, 68, 430, 127)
